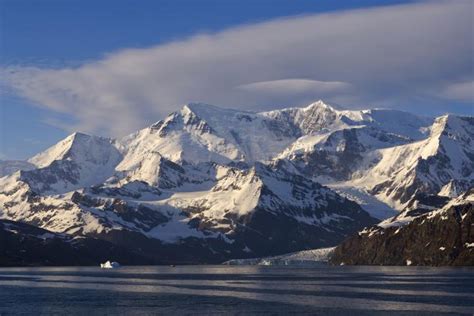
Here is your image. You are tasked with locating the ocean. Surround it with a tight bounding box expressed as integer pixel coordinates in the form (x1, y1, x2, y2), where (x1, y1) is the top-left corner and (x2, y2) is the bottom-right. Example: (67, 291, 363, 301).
(0, 265, 473, 315)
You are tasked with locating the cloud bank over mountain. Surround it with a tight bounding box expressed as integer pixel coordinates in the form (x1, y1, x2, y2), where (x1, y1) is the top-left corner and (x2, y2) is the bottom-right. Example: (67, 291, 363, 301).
(1, 0, 472, 137)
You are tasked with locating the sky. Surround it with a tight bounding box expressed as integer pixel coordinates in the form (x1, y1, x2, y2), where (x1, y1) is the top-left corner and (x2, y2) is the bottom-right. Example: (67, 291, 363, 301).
(0, 0, 473, 160)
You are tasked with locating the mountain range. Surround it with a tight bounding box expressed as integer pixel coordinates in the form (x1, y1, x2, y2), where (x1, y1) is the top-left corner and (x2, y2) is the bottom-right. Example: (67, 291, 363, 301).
(1, 100, 472, 265)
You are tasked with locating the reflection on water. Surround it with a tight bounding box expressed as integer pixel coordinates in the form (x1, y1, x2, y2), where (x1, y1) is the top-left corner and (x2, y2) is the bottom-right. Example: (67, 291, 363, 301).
(0, 265, 473, 315)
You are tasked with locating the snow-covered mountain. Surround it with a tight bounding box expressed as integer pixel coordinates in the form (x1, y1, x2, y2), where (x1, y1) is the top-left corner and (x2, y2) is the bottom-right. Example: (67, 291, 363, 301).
(0, 100, 472, 264)
(0, 155, 375, 262)
(276, 108, 472, 212)
(363, 115, 474, 209)
(20, 133, 123, 194)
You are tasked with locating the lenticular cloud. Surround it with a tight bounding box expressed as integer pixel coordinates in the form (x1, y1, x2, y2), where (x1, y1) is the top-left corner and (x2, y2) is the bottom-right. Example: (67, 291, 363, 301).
(1, 0, 472, 137)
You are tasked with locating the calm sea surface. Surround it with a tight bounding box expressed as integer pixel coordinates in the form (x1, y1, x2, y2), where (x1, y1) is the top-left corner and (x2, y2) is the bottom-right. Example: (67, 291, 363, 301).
(0, 265, 473, 315)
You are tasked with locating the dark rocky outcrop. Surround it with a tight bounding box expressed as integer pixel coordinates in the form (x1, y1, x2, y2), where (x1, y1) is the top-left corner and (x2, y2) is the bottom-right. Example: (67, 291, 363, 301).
(0, 220, 153, 266)
(330, 202, 473, 266)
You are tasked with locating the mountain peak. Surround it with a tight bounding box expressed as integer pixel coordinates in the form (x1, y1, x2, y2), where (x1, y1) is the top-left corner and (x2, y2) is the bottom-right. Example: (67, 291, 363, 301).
(303, 100, 336, 112)
(181, 102, 207, 115)
(28, 132, 117, 169)
(431, 113, 473, 138)
(27, 132, 84, 167)
(69, 131, 92, 139)
(181, 102, 247, 120)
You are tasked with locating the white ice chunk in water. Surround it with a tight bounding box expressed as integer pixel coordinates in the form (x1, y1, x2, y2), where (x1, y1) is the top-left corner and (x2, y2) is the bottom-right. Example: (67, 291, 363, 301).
(100, 261, 120, 269)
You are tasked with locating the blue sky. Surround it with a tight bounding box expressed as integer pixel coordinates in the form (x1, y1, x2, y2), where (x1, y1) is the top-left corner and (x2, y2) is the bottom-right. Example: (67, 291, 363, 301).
(0, 0, 473, 160)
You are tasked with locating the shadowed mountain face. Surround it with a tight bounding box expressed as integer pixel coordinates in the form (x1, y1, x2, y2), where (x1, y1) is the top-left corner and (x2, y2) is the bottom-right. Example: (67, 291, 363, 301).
(0, 219, 156, 266)
(330, 190, 474, 266)
(0, 101, 472, 265)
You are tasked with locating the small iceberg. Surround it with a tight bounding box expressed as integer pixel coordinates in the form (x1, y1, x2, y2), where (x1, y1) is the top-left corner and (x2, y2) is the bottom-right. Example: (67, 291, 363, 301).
(100, 261, 120, 269)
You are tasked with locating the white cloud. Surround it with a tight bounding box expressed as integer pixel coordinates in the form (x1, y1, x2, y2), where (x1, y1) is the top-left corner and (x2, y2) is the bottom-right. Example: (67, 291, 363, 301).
(1, 0, 472, 137)
(237, 79, 352, 94)
(439, 80, 474, 102)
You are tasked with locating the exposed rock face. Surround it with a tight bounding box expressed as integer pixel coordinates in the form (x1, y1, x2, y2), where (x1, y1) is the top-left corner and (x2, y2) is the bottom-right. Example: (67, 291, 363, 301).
(330, 193, 474, 266)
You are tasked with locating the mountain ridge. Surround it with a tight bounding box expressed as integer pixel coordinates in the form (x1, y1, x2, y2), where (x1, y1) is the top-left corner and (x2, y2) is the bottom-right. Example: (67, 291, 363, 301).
(0, 100, 472, 265)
